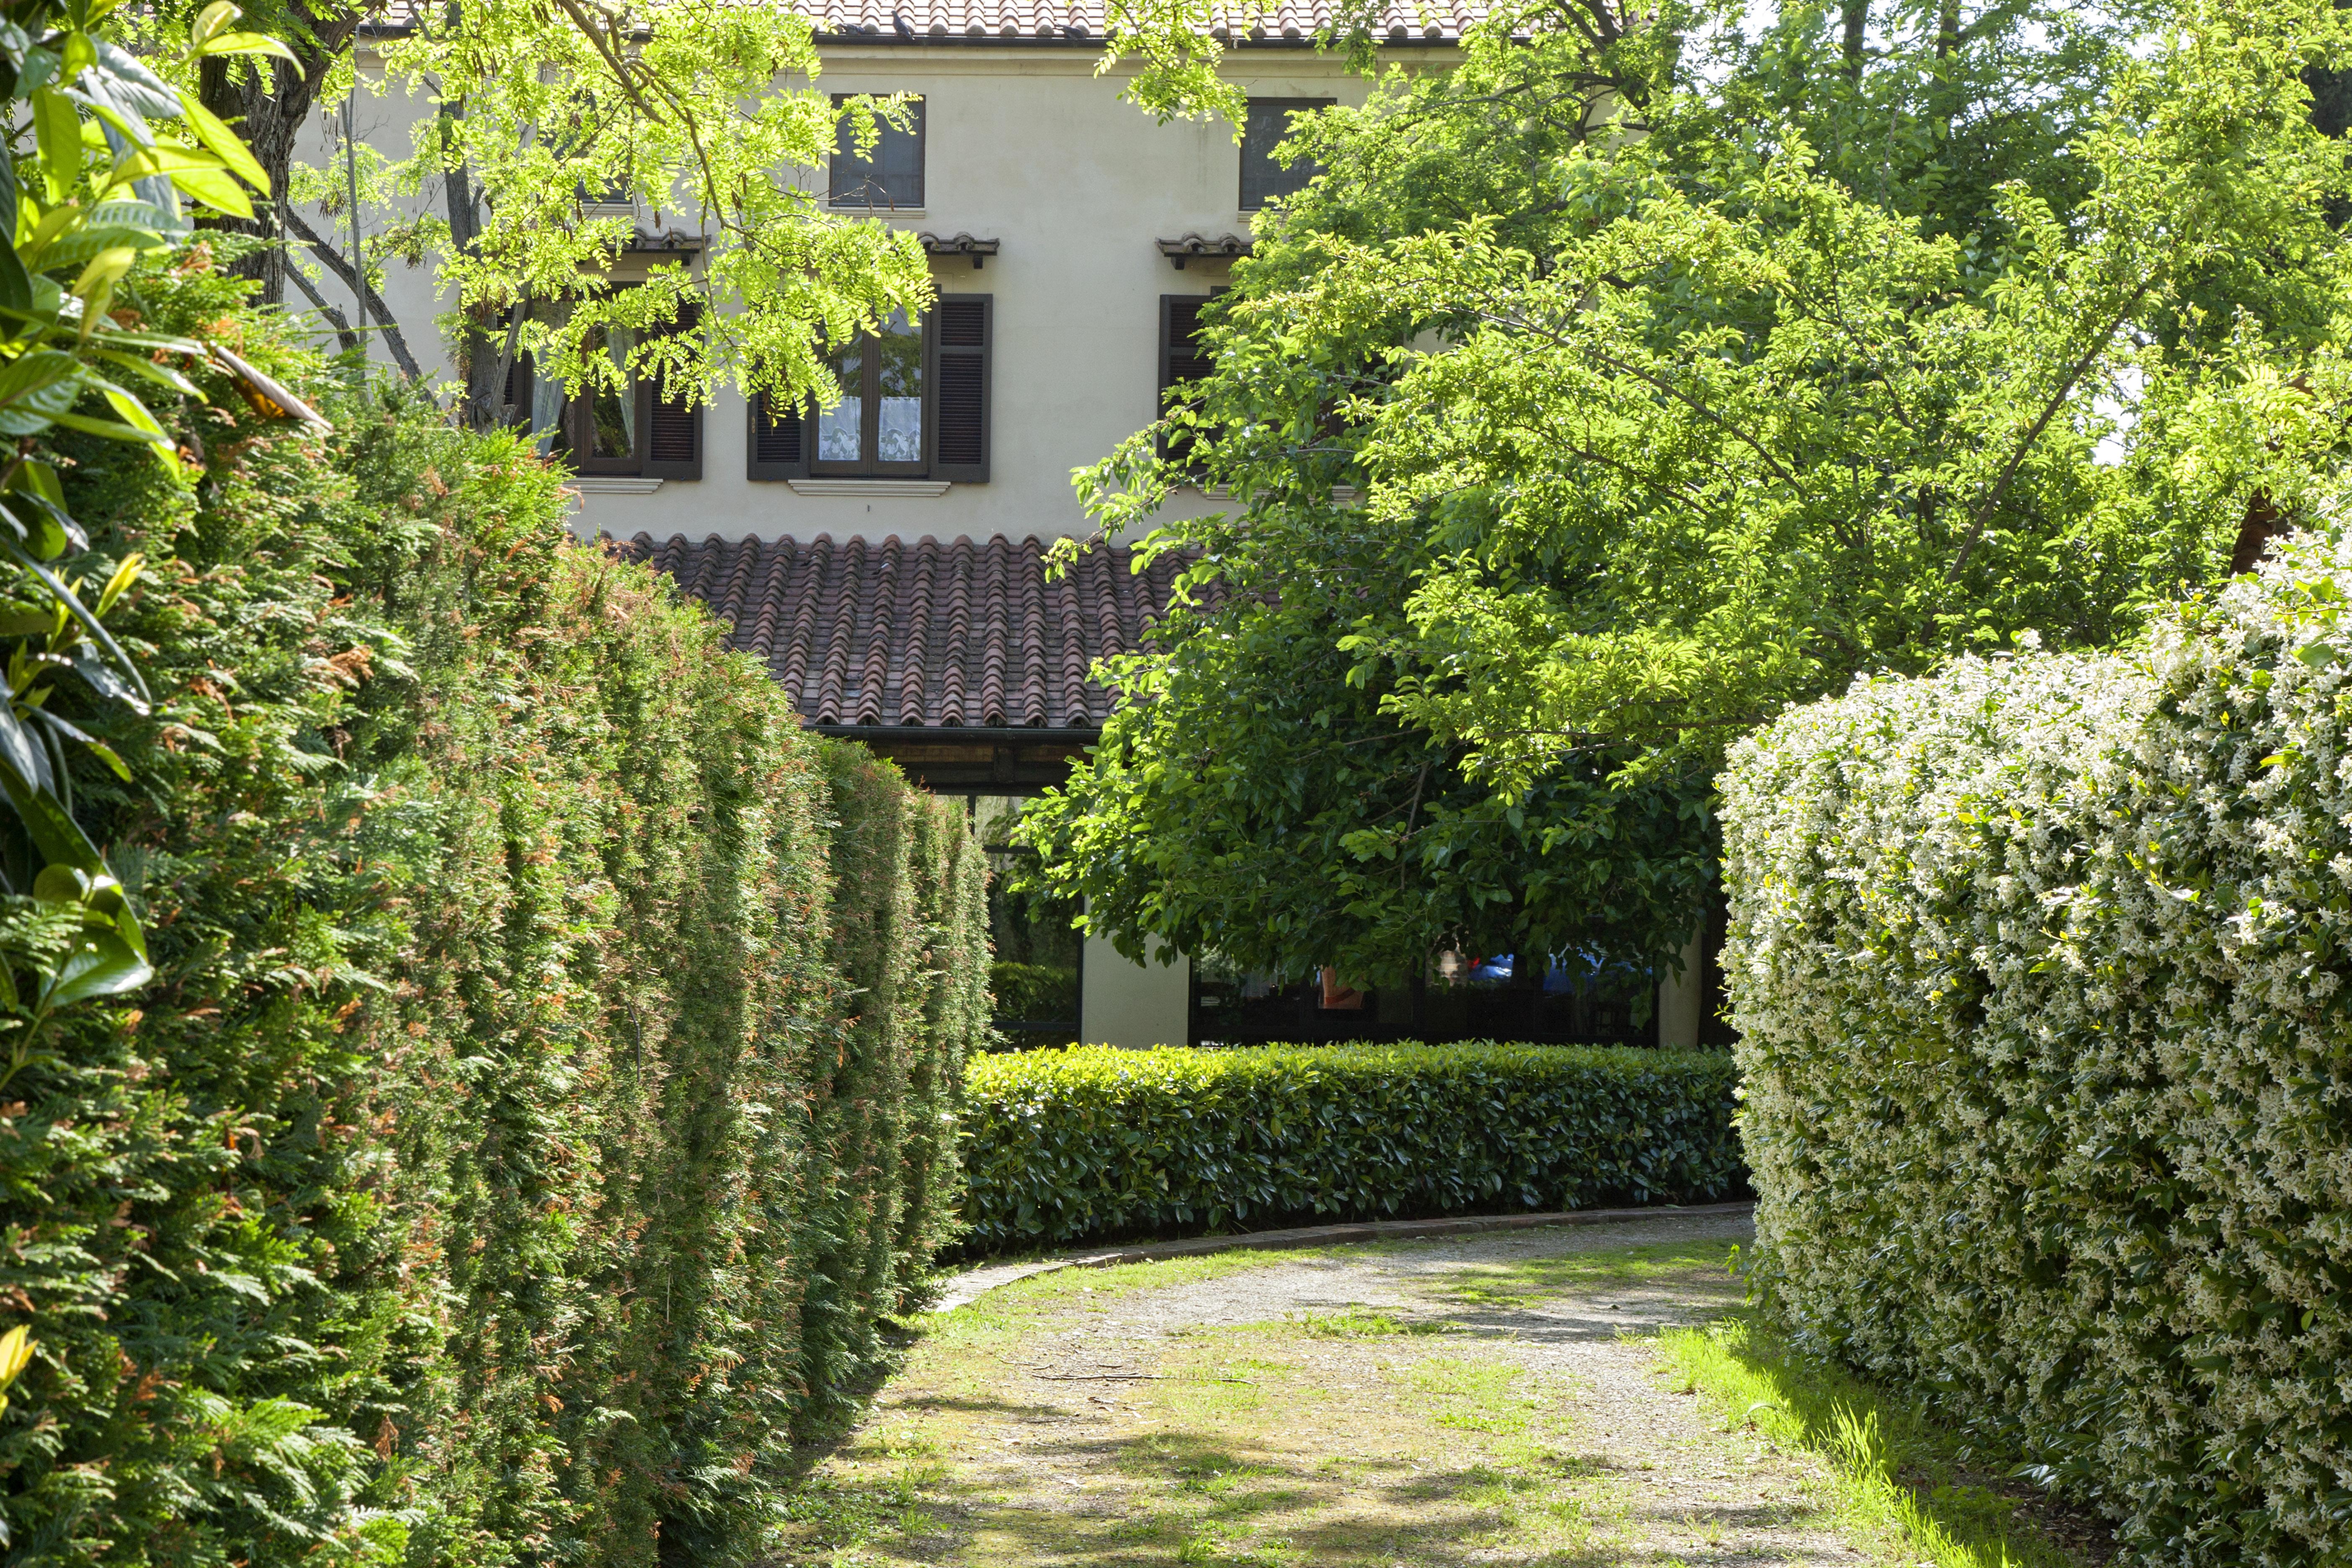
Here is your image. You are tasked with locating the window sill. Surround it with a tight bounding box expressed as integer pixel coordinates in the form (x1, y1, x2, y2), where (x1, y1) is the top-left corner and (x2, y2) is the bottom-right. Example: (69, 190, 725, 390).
(570, 476, 667, 494)
(789, 478, 952, 497)
(827, 206, 928, 219)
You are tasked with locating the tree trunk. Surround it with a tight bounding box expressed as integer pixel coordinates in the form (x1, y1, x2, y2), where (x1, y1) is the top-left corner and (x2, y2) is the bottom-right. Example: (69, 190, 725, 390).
(433, 90, 523, 431)
(2230, 490, 2288, 576)
(196, 3, 365, 304)
(1840, 0, 1866, 81)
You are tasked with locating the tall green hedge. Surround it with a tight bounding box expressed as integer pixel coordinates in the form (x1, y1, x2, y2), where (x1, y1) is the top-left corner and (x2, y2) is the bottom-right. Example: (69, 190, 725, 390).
(1721, 533, 2352, 1568)
(0, 262, 982, 1566)
(962, 1042, 1744, 1251)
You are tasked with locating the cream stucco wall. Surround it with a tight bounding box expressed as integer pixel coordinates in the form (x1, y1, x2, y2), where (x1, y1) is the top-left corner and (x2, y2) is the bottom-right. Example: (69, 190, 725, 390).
(1081, 928, 1191, 1048)
(296, 43, 1430, 545)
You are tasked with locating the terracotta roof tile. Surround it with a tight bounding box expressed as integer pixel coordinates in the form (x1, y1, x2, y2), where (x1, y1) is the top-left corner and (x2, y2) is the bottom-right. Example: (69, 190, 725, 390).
(621, 531, 1189, 729)
(371, 0, 1483, 42)
(799, 0, 1484, 41)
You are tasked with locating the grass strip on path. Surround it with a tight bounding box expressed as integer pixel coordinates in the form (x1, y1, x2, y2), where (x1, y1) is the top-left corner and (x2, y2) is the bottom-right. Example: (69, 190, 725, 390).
(1657, 1317, 2108, 1568)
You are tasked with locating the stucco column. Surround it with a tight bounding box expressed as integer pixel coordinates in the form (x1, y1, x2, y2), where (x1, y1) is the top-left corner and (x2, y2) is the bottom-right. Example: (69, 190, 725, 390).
(1078, 902, 1191, 1048)
(1657, 929, 1705, 1049)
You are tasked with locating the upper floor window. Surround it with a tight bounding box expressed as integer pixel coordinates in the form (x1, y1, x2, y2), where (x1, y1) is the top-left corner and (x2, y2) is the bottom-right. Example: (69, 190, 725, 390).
(830, 94, 926, 209)
(749, 295, 992, 483)
(815, 308, 928, 475)
(1240, 98, 1332, 210)
(506, 294, 704, 480)
(1159, 290, 1225, 471)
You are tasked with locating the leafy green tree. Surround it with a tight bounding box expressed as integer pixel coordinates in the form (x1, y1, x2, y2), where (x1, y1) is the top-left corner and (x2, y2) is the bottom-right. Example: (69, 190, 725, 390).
(363, 0, 932, 428)
(1026, 0, 2352, 971)
(154, 0, 938, 427)
(1018, 500, 1714, 987)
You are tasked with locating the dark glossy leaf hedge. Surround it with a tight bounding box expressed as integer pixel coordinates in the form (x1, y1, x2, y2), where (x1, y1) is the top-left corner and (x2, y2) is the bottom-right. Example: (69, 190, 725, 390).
(962, 1043, 1745, 1251)
(0, 262, 987, 1567)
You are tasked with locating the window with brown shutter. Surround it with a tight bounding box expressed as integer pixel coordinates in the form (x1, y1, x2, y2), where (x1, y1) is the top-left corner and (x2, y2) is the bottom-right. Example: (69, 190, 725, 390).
(747, 391, 807, 480)
(750, 297, 990, 483)
(931, 294, 990, 482)
(642, 304, 703, 480)
(540, 291, 705, 480)
(1158, 291, 1224, 466)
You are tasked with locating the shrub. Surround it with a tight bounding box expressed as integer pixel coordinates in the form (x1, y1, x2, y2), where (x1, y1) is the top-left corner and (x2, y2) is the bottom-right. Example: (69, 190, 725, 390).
(960, 1042, 1744, 1251)
(0, 262, 983, 1567)
(794, 742, 985, 1432)
(1720, 534, 2352, 1568)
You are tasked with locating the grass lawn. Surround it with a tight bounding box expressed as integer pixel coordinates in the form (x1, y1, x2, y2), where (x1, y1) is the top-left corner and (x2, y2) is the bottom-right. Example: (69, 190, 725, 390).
(770, 1222, 2105, 1568)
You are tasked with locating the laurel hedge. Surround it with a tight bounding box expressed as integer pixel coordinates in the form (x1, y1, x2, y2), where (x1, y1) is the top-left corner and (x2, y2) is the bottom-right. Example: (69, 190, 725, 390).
(1721, 536, 2352, 1568)
(0, 261, 986, 1567)
(961, 1042, 1745, 1250)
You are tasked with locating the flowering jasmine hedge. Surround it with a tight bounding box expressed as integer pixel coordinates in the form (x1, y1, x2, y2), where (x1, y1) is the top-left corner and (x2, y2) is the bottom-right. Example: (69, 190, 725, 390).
(1721, 538, 2352, 1568)
(961, 1042, 1744, 1250)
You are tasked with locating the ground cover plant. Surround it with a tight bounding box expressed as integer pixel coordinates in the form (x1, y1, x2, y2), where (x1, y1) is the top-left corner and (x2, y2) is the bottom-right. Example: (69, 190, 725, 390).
(1660, 1320, 2108, 1568)
(961, 1043, 1742, 1250)
(1720, 527, 2352, 1567)
(0, 254, 987, 1565)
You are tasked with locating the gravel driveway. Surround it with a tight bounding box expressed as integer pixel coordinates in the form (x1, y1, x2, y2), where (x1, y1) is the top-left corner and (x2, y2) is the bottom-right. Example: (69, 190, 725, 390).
(782, 1209, 1860, 1567)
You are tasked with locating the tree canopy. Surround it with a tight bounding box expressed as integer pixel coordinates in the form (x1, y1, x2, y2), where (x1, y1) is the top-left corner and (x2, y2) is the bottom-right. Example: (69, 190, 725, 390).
(1018, 0, 2352, 977)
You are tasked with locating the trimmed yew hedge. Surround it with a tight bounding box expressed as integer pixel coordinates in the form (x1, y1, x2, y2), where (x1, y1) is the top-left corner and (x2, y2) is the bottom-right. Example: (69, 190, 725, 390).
(0, 263, 986, 1567)
(961, 1042, 1745, 1250)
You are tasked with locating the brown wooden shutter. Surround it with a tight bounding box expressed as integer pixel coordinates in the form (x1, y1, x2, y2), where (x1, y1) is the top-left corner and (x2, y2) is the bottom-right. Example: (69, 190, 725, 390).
(930, 293, 990, 483)
(1158, 293, 1220, 463)
(1160, 295, 1213, 410)
(747, 391, 809, 480)
(642, 304, 703, 480)
(502, 354, 531, 428)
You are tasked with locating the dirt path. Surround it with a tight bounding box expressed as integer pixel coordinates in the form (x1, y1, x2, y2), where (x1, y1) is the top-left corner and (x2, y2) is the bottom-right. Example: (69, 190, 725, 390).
(785, 1212, 1860, 1567)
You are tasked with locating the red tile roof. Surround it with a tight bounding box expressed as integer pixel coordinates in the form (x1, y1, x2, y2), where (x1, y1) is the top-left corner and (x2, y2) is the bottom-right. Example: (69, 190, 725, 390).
(369, 0, 1483, 43)
(801, 0, 1483, 41)
(622, 532, 1188, 729)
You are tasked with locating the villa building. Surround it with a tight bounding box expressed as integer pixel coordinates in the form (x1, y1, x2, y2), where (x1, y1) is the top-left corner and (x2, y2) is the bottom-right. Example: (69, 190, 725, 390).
(307, 1, 1705, 1049)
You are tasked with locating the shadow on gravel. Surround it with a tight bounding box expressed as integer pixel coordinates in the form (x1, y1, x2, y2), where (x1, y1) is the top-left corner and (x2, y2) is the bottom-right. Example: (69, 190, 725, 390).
(903, 1423, 1617, 1567)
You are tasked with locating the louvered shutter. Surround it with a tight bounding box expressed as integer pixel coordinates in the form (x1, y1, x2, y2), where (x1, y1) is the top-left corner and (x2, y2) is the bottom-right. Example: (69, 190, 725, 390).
(929, 294, 990, 483)
(1158, 293, 1218, 463)
(747, 391, 808, 480)
(502, 354, 531, 428)
(642, 304, 703, 480)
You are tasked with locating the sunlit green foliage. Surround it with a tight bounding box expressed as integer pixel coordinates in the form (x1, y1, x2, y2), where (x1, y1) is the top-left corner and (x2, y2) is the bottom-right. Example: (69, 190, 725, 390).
(0, 0, 295, 1107)
(1032, 0, 2352, 974)
(0, 260, 985, 1565)
(1016, 505, 1716, 983)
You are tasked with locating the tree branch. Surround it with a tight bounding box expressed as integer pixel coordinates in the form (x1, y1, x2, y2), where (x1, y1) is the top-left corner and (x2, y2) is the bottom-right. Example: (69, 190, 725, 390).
(281, 262, 361, 353)
(1944, 278, 2152, 583)
(281, 208, 427, 380)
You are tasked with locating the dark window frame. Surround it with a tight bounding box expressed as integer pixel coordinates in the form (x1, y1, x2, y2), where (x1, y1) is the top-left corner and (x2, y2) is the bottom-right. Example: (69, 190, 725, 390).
(1240, 97, 1332, 211)
(515, 291, 705, 481)
(810, 312, 933, 478)
(829, 93, 926, 209)
(749, 294, 990, 484)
